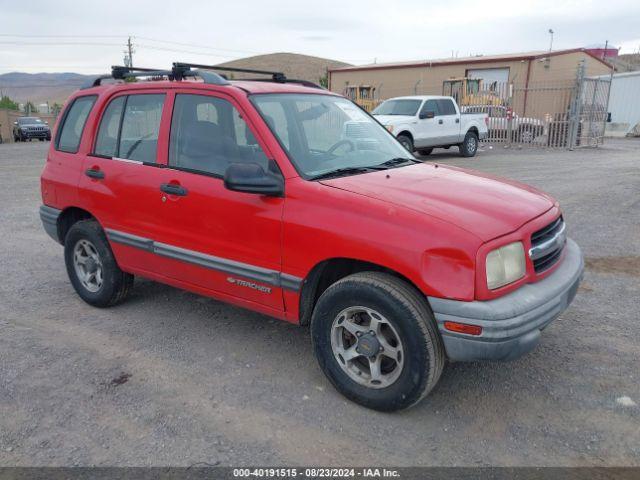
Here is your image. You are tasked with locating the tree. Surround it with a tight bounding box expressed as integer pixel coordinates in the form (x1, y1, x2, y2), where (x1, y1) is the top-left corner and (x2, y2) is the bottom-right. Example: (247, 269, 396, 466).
(24, 101, 37, 114)
(319, 73, 329, 89)
(51, 102, 63, 117)
(0, 95, 19, 110)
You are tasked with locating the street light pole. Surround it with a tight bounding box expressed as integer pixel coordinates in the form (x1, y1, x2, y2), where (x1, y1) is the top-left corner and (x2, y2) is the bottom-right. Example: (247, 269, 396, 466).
(548, 29, 554, 51)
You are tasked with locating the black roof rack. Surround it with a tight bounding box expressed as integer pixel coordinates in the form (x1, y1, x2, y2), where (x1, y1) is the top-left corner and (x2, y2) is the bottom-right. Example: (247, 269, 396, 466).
(173, 62, 324, 89)
(81, 65, 230, 89)
(173, 62, 287, 83)
(81, 62, 323, 89)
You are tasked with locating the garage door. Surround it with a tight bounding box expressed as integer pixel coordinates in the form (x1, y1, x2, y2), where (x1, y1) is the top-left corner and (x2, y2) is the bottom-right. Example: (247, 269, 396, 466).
(467, 68, 510, 86)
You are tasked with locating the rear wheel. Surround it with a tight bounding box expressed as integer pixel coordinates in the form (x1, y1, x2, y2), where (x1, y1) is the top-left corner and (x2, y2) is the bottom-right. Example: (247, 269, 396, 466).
(459, 131, 478, 157)
(417, 148, 433, 156)
(517, 126, 536, 143)
(311, 272, 445, 411)
(64, 220, 134, 307)
(397, 134, 414, 153)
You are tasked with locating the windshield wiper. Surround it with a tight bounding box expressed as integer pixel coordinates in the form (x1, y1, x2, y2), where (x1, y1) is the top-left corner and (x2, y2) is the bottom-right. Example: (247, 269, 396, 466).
(310, 166, 375, 180)
(375, 157, 421, 168)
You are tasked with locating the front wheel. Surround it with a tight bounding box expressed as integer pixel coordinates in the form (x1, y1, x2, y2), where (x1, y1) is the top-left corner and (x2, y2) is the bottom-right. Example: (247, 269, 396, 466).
(459, 131, 479, 157)
(311, 272, 445, 411)
(64, 220, 134, 307)
(397, 134, 414, 153)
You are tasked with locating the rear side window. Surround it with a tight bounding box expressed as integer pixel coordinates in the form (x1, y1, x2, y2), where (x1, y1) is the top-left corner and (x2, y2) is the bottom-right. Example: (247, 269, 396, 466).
(56, 96, 97, 153)
(94, 96, 125, 157)
(436, 99, 457, 116)
(118, 94, 165, 163)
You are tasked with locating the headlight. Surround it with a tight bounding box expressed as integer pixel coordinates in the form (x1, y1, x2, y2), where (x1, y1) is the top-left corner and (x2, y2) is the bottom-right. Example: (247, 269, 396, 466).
(385, 125, 394, 133)
(486, 241, 526, 289)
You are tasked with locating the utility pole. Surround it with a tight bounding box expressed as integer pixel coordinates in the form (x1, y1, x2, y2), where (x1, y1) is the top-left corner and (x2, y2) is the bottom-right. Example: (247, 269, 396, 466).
(548, 29, 554, 51)
(123, 36, 135, 68)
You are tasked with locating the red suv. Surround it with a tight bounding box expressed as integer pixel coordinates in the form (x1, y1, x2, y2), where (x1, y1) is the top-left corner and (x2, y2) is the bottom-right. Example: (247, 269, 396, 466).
(40, 63, 584, 411)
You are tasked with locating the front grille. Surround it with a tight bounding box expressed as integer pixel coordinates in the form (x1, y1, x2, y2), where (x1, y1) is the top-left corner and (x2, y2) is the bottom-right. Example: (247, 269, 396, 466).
(530, 216, 566, 273)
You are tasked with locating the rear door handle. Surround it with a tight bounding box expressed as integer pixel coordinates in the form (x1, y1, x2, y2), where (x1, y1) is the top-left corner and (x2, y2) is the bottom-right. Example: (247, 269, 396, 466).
(438, 119, 443, 125)
(455, 118, 460, 123)
(160, 183, 188, 196)
(85, 168, 105, 179)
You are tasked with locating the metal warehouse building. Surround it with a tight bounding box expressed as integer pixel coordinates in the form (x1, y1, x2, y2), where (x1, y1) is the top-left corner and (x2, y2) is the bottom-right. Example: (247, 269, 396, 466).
(329, 48, 612, 117)
(595, 71, 640, 136)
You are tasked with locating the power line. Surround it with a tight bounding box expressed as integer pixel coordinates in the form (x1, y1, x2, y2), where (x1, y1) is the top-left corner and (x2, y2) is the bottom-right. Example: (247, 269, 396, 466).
(135, 43, 244, 59)
(134, 36, 262, 55)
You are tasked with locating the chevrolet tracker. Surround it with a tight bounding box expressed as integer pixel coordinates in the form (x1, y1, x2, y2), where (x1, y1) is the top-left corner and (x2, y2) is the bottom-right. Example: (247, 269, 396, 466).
(40, 63, 584, 411)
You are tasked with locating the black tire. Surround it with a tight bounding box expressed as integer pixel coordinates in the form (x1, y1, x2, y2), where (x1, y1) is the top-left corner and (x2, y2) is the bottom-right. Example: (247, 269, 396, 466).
(417, 148, 433, 156)
(516, 125, 535, 143)
(311, 272, 445, 411)
(459, 131, 479, 157)
(64, 220, 134, 308)
(397, 134, 414, 153)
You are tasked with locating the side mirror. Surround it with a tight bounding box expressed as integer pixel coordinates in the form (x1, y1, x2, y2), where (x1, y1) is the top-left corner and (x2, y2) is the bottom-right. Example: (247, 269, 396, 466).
(419, 111, 435, 119)
(224, 162, 284, 197)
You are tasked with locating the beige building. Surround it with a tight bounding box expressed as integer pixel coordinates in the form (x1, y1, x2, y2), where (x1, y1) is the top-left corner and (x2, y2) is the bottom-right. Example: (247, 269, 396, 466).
(329, 48, 612, 116)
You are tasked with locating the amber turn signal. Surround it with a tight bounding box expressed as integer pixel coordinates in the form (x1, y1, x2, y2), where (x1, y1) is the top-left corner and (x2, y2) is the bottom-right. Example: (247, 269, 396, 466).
(444, 321, 483, 336)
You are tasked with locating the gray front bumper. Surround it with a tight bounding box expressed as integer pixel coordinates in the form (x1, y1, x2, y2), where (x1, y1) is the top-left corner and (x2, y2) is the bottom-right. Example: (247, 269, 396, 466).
(428, 238, 584, 362)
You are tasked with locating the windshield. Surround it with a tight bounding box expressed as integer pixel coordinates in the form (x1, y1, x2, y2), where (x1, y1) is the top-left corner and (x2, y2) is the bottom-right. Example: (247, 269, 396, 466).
(372, 99, 422, 116)
(251, 94, 414, 179)
(18, 117, 43, 125)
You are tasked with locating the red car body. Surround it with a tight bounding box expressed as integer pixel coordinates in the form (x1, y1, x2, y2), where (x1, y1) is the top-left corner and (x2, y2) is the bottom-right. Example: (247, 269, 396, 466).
(40, 76, 583, 365)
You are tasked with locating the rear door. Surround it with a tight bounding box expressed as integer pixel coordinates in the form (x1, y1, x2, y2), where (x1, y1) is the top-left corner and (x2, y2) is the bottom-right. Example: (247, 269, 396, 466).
(436, 98, 461, 144)
(79, 90, 171, 274)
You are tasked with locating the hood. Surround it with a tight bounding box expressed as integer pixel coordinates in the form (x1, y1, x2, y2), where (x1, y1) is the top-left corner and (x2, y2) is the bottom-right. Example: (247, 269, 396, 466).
(372, 114, 415, 126)
(320, 163, 555, 242)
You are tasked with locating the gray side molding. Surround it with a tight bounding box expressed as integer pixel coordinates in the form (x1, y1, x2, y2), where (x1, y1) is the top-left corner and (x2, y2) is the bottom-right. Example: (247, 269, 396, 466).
(105, 228, 303, 291)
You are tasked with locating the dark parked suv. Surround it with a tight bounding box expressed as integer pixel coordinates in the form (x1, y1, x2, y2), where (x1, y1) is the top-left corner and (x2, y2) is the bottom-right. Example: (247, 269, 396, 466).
(13, 116, 51, 142)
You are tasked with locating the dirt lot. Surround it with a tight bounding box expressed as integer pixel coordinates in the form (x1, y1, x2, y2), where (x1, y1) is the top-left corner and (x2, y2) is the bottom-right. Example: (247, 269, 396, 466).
(1, 140, 639, 467)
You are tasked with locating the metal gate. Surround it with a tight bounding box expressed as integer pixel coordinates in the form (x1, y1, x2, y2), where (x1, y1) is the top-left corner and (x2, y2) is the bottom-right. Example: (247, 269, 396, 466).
(465, 60, 612, 149)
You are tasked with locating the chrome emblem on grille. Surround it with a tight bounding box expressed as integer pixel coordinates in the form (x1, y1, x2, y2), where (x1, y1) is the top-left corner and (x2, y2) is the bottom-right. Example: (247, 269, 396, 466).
(529, 222, 566, 260)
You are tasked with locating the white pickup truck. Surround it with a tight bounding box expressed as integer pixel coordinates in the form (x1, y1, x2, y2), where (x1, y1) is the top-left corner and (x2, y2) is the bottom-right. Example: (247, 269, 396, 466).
(372, 95, 488, 157)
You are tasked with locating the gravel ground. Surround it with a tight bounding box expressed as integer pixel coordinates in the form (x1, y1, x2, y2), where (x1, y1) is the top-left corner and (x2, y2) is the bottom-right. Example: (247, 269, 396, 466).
(0, 140, 639, 467)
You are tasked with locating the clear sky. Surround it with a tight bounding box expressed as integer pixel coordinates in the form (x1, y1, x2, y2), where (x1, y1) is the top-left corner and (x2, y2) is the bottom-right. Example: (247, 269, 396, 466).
(1, 0, 639, 74)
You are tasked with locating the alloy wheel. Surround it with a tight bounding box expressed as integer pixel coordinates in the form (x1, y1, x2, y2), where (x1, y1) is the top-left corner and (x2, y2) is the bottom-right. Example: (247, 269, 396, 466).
(330, 306, 405, 389)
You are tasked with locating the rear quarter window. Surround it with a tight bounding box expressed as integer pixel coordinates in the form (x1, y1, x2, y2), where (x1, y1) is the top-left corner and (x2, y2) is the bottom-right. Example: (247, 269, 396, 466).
(55, 95, 97, 153)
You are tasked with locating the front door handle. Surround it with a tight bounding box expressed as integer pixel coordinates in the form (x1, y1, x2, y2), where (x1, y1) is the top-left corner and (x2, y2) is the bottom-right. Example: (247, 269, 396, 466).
(160, 183, 188, 196)
(85, 168, 105, 179)
(455, 118, 460, 124)
(438, 119, 444, 125)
